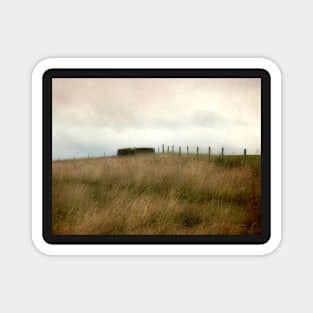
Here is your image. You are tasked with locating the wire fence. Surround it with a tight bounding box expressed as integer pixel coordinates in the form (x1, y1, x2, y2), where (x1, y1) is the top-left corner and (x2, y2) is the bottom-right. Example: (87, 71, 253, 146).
(157, 144, 260, 156)
(53, 145, 260, 162)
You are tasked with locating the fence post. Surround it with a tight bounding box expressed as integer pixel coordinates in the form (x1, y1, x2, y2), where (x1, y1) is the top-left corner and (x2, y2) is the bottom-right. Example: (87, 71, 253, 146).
(197, 147, 199, 159)
(172, 145, 174, 154)
(221, 147, 224, 158)
(244, 148, 247, 165)
(208, 146, 211, 162)
(187, 146, 189, 154)
(179, 146, 181, 156)
(158, 147, 159, 154)
(162, 144, 164, 154)
(167, 146, 169, 153)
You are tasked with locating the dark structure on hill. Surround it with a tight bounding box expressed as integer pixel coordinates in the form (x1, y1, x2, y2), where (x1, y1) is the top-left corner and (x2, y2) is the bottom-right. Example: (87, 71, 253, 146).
(117, 147, 155, 156)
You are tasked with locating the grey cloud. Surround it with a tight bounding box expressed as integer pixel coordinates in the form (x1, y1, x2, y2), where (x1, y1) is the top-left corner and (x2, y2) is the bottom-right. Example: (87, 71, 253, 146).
(192, 110, 227, 128)
(53, 78, 261, 159)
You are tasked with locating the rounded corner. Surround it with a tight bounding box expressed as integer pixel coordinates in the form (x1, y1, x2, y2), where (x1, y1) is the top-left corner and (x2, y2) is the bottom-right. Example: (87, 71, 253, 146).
(258, 57, 282, 79)
(32, 58, 57, 79)
(260, 233, 282, 256)
(31, 235, 54, 256)
(259, 231, 271, 245)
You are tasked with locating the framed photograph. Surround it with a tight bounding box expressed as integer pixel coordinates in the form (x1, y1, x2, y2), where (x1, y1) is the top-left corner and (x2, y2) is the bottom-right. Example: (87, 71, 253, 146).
(32, 58, 281, 255)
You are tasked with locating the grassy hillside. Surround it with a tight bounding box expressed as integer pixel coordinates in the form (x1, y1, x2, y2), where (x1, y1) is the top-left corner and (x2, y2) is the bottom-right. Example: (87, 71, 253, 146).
(52, 154, 261, 235)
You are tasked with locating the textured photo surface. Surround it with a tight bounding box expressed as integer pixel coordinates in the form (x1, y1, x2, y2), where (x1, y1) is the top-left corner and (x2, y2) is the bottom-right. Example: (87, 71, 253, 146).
(52, 78, 261, 235)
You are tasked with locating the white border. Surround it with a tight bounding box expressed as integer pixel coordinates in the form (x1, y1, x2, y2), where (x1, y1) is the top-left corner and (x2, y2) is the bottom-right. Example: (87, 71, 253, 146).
(32, 58, 281, 255)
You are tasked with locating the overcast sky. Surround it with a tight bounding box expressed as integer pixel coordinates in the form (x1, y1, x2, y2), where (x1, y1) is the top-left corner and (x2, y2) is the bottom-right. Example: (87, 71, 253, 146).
(52, 78, 261, 159)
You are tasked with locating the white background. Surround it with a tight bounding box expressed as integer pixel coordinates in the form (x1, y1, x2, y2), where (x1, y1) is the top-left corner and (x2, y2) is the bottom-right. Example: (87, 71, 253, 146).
(0, 0, 311, 312)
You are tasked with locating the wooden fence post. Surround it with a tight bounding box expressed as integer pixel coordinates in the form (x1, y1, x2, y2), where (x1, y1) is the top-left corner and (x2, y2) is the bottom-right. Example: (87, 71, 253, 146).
(221, 147, 224, 158)
(172, 145, 174, 154)
(244, 148, 247, 165)
(208, 146, 211, 162)
(179, 146, 181, 156)
(197, 147, 199, 159)
(187, 146, 189, 154)
(162, 144, 164, 154)
(158, 147, 159, 154)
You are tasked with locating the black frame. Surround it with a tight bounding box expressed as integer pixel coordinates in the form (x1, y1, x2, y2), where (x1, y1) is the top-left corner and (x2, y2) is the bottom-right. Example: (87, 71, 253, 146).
(43, 68, 270, 244)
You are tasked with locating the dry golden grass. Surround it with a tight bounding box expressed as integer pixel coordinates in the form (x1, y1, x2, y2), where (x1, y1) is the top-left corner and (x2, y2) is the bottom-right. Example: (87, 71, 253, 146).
(52, 154, 261, 235)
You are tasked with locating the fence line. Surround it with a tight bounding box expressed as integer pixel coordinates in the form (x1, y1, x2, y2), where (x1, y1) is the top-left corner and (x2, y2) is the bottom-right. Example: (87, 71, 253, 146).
(156, 145, 259, 156)
(154, 144, 261, 165)
(53, 146, 258, 162)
